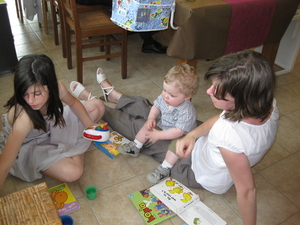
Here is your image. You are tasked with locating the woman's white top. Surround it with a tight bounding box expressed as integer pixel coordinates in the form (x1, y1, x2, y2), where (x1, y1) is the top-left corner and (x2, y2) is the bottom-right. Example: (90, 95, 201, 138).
(191, 99, 279, 194)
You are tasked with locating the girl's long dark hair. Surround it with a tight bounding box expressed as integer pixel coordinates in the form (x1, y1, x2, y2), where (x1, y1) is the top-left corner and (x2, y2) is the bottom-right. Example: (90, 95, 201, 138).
(4, 54, 65, 132)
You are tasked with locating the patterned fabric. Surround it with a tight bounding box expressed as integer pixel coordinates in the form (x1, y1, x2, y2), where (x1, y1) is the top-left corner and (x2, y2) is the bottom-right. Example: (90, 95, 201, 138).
(154, 95, 197, 134)
(111, 0, 175, 31)
(0, 131, 4, 155)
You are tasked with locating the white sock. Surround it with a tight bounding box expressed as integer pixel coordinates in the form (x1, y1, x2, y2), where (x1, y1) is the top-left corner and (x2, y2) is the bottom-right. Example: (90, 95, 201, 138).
(133, 139, 143, 149)
(161, 159, 173, 169)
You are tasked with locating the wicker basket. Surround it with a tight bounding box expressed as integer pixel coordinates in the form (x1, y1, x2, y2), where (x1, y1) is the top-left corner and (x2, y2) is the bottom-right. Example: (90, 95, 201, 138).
(0, 182, 62, 225)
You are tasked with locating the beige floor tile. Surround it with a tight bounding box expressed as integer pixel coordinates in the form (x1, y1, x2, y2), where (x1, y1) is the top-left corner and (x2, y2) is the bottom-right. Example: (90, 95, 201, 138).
(281, 80, 300, 97)
(1, 2, 300, 224)
(276, 73, 300, 87)
(78, 149, 136, 190)
(69, 196, 100, 225)
(253, 142, 290, 172)
(293, 150, 300, 160)
(223, 173, 299, 224)
(275, 116, 300, 153)
(275, 88, 300, 115)
(286, 109, 300, 125)
(89, 177, 146, 225)
(260, 156, 300, 207)
(279, 212, 300, 225)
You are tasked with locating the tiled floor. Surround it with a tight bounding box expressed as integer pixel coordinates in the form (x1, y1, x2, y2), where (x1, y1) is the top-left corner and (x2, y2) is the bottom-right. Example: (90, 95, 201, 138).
(1, 2, 300, 225)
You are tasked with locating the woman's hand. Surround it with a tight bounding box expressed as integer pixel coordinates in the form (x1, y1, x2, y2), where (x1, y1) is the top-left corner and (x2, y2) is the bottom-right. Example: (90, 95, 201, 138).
(176, 134, 196, 159)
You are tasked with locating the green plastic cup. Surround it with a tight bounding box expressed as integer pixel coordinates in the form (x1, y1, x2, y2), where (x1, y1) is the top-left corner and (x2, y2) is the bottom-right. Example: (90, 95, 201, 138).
(85, 186, 97, 200)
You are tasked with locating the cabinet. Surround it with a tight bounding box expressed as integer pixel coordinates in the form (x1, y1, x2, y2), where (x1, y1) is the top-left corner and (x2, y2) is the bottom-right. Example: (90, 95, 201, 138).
(0, 0, 18, 74)
(274, 9, 300, 75)
(256, 9, 300, 75)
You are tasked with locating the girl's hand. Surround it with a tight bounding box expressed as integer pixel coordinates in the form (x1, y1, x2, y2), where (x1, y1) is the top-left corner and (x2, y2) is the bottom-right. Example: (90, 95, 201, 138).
(176, 134, 196, 159)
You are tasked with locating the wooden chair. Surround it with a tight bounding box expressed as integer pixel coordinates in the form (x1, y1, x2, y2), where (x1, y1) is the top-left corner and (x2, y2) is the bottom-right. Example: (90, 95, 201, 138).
(50, 0, 63, 46)
(41, 0, 50, 34)
(60, 0, 128, 83)
(15, 0, 24, 23)
(52, 1, 104, 58)
(15, 0, 48, 33)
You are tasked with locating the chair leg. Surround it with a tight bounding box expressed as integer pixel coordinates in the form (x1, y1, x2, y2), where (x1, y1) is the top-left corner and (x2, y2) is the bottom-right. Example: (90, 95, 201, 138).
(100, 37, 105, 52)
(42, 0, 49, 34)
(57, 0, 67, 58)
(121, 30, 128, 79)
(61, 28, 67, 59)
(50, 0, 59, 45)
(75, 34, 84, 83)
(65, 26, 72, 70)
(105, 36, 111, 61)
(76, 45, 83, 84)
(15, 0, 24, 23)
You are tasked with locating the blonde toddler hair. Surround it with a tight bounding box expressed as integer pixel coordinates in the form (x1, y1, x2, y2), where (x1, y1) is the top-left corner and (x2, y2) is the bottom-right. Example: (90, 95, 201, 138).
(164, 64, 199, 97)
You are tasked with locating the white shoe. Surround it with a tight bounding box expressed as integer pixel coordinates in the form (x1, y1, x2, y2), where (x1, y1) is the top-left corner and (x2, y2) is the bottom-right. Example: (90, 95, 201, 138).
(117, 141, 140, 157)
(146, 165, 170, 184)
(96, 67, 114, 102)
(70, 81, 95, 100)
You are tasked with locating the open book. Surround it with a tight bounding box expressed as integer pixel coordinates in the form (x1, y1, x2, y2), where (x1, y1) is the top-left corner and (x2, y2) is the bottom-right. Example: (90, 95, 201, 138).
(129, 187, 176, 225)
(94, 131, 130, 158)
(150, 178, 227, 225)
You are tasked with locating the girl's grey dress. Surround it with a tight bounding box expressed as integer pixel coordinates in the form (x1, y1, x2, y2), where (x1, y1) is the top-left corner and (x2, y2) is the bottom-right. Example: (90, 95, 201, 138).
(2, 104, 92, 182)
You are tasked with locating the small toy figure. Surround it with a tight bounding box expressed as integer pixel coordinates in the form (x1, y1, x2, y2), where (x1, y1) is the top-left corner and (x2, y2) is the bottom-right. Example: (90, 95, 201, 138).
(51, 190, 68, 209)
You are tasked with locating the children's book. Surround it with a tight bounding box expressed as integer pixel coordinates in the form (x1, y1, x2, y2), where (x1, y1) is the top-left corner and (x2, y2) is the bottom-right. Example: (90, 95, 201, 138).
(49, 183, 80, 216)
(150, 178, 227, 225)
(94, 131, 130, 158)
(129, 188, 176, 225)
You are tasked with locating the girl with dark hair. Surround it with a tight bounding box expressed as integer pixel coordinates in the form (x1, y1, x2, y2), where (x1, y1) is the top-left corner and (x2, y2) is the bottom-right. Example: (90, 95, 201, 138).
(0, 54, 105, 188)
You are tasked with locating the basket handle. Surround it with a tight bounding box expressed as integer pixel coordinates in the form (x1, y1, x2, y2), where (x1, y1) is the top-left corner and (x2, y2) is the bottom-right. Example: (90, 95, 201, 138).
(170, 2, 178, 30)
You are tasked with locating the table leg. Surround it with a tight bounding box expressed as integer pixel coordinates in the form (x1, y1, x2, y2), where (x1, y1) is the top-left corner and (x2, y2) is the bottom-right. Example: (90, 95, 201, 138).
(178, 59, 198, 69)
(261, 42, 280, 67)
(178, 43, 279, 70)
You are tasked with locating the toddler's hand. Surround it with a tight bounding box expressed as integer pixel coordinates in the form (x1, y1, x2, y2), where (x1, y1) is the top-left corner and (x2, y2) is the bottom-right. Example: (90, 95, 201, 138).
(145, 119, 156, 131)
(145, 129, 160, 143)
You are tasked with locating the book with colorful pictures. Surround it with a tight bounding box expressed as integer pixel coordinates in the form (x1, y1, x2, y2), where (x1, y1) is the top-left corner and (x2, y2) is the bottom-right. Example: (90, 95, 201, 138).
(49, 183, 80, 216)
(150, 178, 227, 225)
(129, 187, 176, 225)
(94, 131, 130, 158)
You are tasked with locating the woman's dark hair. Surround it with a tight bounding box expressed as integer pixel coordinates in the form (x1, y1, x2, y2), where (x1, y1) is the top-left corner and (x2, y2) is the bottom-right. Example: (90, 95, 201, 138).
(204, 50, 276, 122)
(4, 54, 65, 131)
